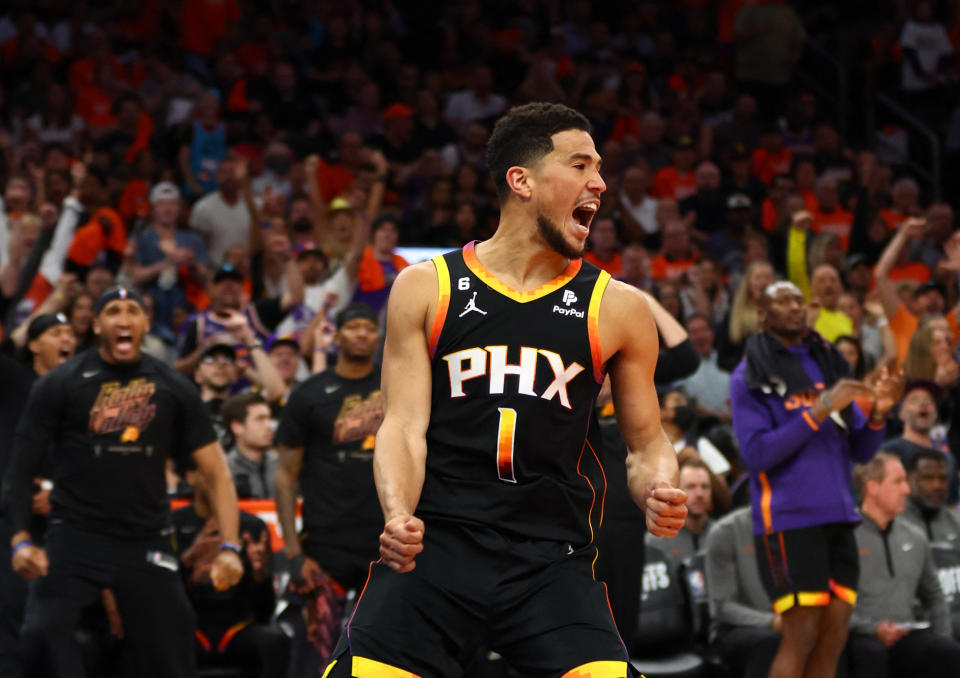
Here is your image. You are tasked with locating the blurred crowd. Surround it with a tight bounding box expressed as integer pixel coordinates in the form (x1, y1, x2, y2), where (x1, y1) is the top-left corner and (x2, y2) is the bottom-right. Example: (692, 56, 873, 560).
(1, 0, 960, 676)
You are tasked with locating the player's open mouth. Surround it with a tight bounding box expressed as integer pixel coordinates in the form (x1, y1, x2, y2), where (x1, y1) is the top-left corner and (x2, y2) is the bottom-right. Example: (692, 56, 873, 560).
(571, 202, 599, 232)
(58, 347, 72, 359)
(115, 333, 134, 351)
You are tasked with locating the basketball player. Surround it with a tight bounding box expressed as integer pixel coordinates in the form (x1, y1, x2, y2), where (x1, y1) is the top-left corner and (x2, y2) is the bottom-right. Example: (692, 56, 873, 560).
(3, 286, 243, 677)
(322, 103, 688, 677)
(730, 281, 904, 678)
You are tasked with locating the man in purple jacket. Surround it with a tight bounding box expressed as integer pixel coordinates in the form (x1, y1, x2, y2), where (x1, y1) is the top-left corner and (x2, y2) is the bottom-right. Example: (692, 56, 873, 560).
(730, 281, 903, 678)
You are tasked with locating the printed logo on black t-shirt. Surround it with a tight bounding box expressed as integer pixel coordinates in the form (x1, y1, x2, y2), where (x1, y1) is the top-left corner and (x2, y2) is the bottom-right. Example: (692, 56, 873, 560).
(88, 378, 158, 442)
(332, 390, 383, 447)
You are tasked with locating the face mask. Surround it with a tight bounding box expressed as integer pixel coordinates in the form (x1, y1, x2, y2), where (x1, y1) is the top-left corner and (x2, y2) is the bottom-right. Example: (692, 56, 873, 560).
(672, 404, 697, 431)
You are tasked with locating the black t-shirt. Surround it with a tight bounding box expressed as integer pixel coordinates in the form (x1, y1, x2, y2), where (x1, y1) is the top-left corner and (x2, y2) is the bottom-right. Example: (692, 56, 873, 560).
(274, 367, 383, 587)
(171, 506, 274, 633)
(6, 349, 217, 539)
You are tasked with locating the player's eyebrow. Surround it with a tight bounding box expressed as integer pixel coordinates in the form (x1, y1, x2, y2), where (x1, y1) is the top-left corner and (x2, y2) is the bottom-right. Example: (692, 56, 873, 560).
(568, 152, 602, 170)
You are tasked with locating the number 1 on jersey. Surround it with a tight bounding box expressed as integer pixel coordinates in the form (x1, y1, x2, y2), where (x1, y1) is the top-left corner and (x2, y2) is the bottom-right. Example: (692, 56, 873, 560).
(496, 407, 517, 483)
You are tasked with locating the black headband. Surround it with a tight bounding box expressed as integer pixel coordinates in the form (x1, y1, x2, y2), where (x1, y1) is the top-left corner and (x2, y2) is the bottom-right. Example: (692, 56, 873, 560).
(95, 286, 146, 315)
(27, 312, 70, 342)
(335, 303, 378, 329)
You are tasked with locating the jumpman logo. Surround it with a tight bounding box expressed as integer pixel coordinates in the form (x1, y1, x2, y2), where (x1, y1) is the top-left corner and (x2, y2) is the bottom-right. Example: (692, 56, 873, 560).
(459, 291, 487, 318)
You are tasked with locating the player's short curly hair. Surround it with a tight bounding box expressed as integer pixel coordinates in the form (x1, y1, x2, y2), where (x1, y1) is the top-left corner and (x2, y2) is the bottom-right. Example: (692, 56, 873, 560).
(486, 102, 592, 205)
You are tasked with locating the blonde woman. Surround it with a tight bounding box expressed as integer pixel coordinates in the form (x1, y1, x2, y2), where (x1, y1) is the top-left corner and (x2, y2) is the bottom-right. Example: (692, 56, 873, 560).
(903, 316, 958, 389)
(717, 260, 775, 370)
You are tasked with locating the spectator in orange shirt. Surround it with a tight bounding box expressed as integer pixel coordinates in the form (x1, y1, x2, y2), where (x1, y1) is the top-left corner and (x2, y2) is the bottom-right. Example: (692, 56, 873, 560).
(761, 173, 798, 233)
(652, 218, 699, 281)
(652, 135, 698, 201)
(752, 124, 793, 185)
(792, 156, 819, 212)
(64, 166, 126, 280)
(94, 93, 155, 170)
(875, 218, 959, 364)
(583, 217, 622, 275)
(75, 62, 123, 133)
(812, 176, 855, 250)
(880, 178, 921, 231)
(313, 132, 364, 203)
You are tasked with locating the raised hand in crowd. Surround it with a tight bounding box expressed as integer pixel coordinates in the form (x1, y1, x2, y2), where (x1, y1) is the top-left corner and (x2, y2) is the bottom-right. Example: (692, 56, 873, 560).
(870, 366, 906, 419)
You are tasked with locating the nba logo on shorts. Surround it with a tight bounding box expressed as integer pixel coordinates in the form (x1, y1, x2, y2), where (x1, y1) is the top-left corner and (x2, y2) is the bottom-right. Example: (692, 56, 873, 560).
(562, 290, 577, 306)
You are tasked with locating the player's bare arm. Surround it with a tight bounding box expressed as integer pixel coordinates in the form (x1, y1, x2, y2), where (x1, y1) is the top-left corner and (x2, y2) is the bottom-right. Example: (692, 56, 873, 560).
(373, 262, 435, 572)
(193, 440, 243, 590)
(601, 280, 688, 537)
(274, 443, 325, 588)
(274, 443, 305, 559)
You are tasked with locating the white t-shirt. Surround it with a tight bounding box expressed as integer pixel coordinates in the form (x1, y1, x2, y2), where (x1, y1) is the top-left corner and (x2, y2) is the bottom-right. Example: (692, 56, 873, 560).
(620, 192, 660, 234)
(188, 191, 252, 265)
(900, 20, 953, 91)
(444, 90, 506, 130)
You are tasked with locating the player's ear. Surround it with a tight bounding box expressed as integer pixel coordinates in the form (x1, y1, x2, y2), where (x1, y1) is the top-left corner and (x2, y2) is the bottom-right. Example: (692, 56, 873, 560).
(92, 316, 101, 335)
(506, 166, 532, 201)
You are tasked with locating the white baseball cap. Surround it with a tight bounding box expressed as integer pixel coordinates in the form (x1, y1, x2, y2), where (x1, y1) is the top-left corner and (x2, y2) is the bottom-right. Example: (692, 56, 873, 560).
(150, 181, 181, 204)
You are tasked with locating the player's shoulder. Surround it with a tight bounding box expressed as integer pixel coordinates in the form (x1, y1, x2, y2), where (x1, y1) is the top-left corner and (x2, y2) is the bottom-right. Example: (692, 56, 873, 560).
(394, 259, 440, 290)
(597, 280, 655, 338)
(386, 259, 441, 320)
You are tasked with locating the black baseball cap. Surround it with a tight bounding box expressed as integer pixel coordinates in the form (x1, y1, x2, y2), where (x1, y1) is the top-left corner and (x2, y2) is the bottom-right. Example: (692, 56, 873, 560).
(846, 253, 869, 269)
(914, 281, 946, 299)
(903, 379, 942, 402)
(199, 342, 236, 362)
(27, 312, 70, 342)
(335, 303, 378, 329)
(295, 241, 327, 261)
(266, 333, 300, 352)
(213, 263, 244, 283)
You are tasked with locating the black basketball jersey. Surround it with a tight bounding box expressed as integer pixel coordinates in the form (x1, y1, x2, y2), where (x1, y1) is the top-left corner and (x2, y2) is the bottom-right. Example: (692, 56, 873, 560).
(417, 242, 612, 546)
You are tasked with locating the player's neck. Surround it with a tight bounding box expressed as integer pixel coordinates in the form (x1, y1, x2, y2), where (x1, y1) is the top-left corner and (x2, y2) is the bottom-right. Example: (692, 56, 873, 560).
(476, 227, 571, 292)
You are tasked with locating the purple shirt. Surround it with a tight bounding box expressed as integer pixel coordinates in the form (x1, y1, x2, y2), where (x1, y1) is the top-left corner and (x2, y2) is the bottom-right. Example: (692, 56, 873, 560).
(730, 343, 886, 535)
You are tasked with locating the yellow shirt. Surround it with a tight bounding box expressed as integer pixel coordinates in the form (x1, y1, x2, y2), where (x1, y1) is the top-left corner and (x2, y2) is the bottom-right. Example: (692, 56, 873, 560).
(815, 307, 854, 343)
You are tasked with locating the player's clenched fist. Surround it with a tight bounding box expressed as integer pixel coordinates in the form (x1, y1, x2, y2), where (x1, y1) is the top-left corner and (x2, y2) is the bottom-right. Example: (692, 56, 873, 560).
(380, 515, 425, 573)
(644, 482, 688, 538)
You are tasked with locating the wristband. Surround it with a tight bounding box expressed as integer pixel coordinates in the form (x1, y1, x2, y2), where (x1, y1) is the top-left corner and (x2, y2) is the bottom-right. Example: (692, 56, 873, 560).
(219, 541, 243, 555)
(247, 340, 263, 351)
(12, 540, 33, 555)
(819, 392, 834, 412)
